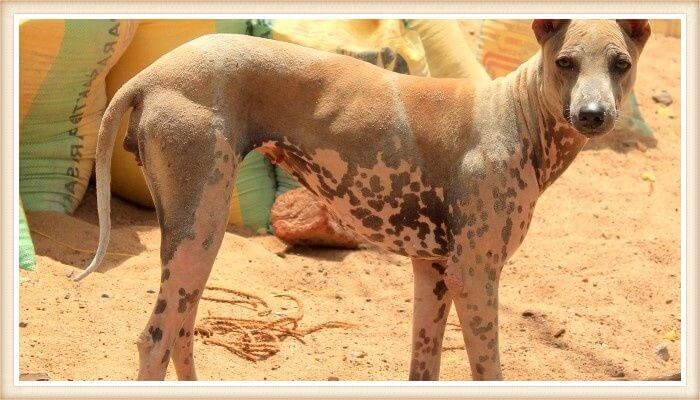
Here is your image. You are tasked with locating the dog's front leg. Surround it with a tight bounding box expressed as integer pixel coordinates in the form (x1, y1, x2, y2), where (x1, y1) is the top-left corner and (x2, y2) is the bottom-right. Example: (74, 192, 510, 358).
(170, 306, 198, 380)
(447, 261, 503, 380)
(409, 259, 452, 381)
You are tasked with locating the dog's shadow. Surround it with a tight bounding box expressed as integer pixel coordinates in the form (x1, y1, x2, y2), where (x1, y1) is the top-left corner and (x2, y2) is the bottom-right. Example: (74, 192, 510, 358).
(26, 187, 154, 274)
(277, 244, 358, 262)
(583, 125, 658, 153)
(225, 224, 360, 263)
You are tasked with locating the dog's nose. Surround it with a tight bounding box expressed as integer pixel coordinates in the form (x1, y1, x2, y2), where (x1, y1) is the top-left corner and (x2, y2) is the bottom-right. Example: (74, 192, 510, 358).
(577, 102, 605, 129)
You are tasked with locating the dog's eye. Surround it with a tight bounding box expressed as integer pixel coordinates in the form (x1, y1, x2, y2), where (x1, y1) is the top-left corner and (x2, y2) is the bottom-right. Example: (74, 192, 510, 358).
(555, 57, 573, 69)
(614, 59, 631, 72)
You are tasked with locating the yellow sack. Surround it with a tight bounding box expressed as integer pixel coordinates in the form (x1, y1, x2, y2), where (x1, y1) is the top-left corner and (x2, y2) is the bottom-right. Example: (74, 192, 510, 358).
(479, 20, 653, 137)
(405, 19, 490, 81)
(105, 20, 276, 231)
(270, 19, 429, 76)
(19, 19, 138, 213)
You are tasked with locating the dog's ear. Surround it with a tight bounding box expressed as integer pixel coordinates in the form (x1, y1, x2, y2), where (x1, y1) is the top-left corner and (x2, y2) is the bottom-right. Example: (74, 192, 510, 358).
(532, 19, 569, 45)
(617, 19, 651, 47)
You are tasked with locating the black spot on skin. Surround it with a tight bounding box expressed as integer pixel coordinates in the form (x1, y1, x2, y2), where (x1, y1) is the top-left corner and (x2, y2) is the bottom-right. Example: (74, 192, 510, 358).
(202, 233, 213, 250)
(367, 199, 384, 212)
(161, 268, 170, 283)
(393, 240, 403, 247)
(465, 214, 476, 226)
(480, 211, 488, 222)
(419, 361, 426, 370)
(433, 303, 446, 323)
(154, 299, 167, 314)
(362, 215, 384, 231)
(410, 182, 420, 192)
(223, 154, 229, 163)
(485, 282, 494, 297)
(320, 166, 331, 177)
(350, 207, 371, 220)
(161, 349, 170, 364)
(178, 289, 200, 313)
(417, 250, 432, 257)
(469, 316, 494, 336)
(149, 326, 162, 343)
(419, 189, 449, 251)
(419, 328, 426, 338)
(369, 233, 385, 242)
(369, 175, 384, 193)
(476, 363, 485, 375)
(433, 280, 448, 300)
(502, 218, 513, 245)
(488, 268, 497, 282)
(414, 341, 423, 350)
(179, 328, 185, 337)
(431, 262, 446, 275)
(479, 355, 488, 362)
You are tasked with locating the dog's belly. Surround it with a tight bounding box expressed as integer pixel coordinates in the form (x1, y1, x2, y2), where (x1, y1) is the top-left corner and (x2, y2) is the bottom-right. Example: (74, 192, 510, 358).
(258, 141, 452, 259)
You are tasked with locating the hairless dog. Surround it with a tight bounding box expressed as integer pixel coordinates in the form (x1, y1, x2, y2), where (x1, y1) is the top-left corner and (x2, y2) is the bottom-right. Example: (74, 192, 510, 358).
(75, 19, 650, 380)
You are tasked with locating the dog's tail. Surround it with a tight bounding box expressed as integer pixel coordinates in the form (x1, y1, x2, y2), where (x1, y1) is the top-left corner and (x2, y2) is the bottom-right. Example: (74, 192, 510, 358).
(73, 81, 141, 282)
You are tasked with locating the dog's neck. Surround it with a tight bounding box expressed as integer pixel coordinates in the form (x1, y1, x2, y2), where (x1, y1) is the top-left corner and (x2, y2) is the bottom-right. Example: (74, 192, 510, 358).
(508, 52, 589, 192)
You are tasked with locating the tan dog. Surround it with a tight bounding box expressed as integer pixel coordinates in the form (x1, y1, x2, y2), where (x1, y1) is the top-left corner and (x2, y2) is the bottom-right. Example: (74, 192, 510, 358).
(75, 19, 650, 380)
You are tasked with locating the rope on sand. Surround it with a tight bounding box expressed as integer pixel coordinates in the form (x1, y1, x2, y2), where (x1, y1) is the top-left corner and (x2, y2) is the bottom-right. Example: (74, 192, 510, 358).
(195, 286, 356, 362)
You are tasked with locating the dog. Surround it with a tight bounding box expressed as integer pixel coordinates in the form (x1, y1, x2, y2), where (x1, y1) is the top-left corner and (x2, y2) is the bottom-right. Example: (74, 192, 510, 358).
(75, 19, 650, 380)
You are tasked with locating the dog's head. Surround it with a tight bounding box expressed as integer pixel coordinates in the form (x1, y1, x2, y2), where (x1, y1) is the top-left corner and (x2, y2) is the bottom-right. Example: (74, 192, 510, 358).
(532, 19, 650, 137)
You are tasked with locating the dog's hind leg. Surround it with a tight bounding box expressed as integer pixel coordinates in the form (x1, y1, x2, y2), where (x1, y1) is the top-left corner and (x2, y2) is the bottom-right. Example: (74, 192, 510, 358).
(408, 259, 452, 381)
(133, 95, 238, 380)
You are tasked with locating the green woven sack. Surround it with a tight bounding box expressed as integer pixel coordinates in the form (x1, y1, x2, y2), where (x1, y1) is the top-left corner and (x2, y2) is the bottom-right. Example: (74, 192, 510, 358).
(19, 199, 36, 271)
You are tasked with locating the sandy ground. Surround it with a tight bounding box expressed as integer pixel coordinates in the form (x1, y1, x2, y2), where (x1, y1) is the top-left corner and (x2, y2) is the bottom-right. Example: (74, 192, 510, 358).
(19, 30, 681, 381)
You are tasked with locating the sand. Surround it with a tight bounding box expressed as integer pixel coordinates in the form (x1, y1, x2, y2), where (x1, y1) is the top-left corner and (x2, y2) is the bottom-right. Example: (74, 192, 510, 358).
(19, 30, 681, 381)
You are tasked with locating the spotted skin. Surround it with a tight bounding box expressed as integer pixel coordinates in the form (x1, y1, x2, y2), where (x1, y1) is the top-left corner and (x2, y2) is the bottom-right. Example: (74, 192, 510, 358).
(80, 20, 649, 380)
(409, 260, 451, 380)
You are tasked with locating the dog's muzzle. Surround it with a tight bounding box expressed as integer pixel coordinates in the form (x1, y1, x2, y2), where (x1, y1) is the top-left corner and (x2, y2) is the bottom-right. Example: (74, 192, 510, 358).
(572, 101, 616, 137)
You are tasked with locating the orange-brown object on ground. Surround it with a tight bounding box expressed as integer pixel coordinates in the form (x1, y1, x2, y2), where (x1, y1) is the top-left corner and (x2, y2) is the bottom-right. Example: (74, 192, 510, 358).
(271, 188, 361, 249)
